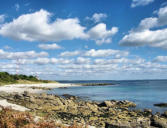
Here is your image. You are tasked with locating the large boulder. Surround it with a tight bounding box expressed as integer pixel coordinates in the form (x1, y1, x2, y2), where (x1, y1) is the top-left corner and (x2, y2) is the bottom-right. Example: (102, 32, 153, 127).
(98, 100, 136, 108)
(144, 109, 152, 117)
(117, 100, 136, 108)
(105, 121, 131, 128)
(151, 115, 167, 128)
(98, 100, 116, 107)
(105, 117, 150, 128)
(62, 94, 78, 100)
(162, 111, 167, 118)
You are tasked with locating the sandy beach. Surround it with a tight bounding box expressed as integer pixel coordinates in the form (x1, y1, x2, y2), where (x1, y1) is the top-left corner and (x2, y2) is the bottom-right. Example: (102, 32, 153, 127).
(0, 83, 79, 93)
(0, 83, 79, 111)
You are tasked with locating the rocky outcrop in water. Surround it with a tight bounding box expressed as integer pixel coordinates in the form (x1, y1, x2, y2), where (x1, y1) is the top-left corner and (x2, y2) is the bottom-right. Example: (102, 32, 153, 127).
(0, 91, 167, 128)
(154, 103, 167, 107)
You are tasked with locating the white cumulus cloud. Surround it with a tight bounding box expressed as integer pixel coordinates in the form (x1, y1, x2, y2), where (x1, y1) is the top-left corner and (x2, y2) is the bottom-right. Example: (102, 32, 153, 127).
(138, 6, 167, 29)
(120, 6, 167, 49)
(88, 23, 118, 45)
(38, 43, 62, 50)
(0, 9, 88, 42)
(59, 50, 81, 57)
(0, 10, 119, 46)
(86, 13, 107, 23)
(131, 0, 154, 8)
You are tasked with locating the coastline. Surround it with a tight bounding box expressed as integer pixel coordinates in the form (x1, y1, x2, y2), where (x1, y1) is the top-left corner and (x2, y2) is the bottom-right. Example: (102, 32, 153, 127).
(0, 83, 167, 127)
(0, 90, 167, 127)
(0, 83, 80, 93)
(0, 82, 114, 94)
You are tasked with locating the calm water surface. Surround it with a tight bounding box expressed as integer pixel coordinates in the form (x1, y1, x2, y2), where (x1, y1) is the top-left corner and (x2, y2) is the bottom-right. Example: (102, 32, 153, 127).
(48, 80, 167, 113)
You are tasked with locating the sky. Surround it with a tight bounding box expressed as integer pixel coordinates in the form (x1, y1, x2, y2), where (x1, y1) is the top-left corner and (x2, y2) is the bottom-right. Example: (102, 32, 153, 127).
(0, 0, 167, 80)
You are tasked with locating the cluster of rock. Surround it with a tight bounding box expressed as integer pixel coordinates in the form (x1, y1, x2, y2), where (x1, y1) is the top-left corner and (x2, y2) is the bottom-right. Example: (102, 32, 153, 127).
(80, 83, 115, 86)
(0, 91, 167, 128)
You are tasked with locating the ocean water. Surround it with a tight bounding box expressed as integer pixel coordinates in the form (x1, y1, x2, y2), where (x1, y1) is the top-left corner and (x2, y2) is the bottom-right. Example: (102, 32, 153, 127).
(48, 80, 167, 113)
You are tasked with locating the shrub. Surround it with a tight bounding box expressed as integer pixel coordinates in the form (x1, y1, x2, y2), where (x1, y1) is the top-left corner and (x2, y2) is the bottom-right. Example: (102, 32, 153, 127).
(0, 72, 40, 85)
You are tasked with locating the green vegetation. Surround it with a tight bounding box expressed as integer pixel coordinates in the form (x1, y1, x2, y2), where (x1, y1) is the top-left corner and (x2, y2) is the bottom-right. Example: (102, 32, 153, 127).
(0, 72, 55, 85)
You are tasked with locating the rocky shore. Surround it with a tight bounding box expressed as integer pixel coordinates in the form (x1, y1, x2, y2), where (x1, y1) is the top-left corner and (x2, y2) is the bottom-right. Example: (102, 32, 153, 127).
(0, 91, 167, 128)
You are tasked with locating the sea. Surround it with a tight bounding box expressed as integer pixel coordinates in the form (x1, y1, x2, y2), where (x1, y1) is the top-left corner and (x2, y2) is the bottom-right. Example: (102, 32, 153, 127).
(47, 80, 167, 113)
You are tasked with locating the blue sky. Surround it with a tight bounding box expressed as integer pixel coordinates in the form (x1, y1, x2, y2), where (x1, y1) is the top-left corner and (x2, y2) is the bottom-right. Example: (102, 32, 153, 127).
(0, 0, 167, 80)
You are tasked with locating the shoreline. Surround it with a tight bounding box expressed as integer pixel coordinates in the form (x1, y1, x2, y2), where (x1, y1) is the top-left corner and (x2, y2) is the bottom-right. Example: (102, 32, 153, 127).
(0, 91, 167, 127)
(0, 83, 167, 127)
(0, 83, 80, 93)
(0, 82, 115, 94)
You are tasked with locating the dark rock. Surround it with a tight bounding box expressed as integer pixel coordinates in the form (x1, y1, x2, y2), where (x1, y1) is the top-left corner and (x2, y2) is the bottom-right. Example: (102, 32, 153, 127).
(162, 111, 167, 118)
(81, 83, 115, 86)
(59, 87, 68, 89)
(155, 112, 161, 116)
(136, 117, 151, 127)
(62, 94, 78, 100)
(144, 109, 152, 113)
(23, 91, 30, 97)
(151, 115, 167, 128)
(154, 103, 167, 107)
(144, 109, 152, 116)
(98, 101, 115, 107)
(14, 93, 22, 99)
(98, 101, 107, 107)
